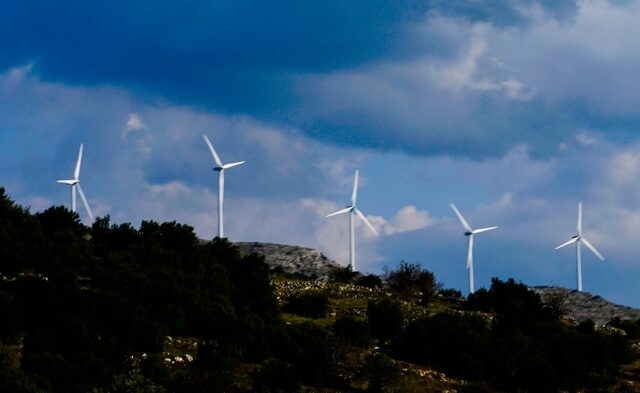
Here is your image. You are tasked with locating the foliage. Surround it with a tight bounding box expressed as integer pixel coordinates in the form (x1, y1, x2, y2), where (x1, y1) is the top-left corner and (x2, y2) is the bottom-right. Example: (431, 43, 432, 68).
(384, 262, 440, 305)
(367, 298, 404, 340)
(438, 288, 462, 302)
(394, 278, 633, 391)
(278, 322, 338, 386)
(362, 352, 398, 393)
(608, 317, 640, 339)
(282, 290, 329, 319)
(0, 188, 282, 392)
(96, 373, 166, 393)
(252, 358, 300, 393)
(354, 274, 383, 288)
(329, 265, 358, 284)
(332, 315, 370, 347)
(0, 188, 635, 392)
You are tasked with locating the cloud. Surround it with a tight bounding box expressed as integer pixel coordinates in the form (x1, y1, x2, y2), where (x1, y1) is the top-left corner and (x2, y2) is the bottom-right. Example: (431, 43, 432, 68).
(123, 113, 147, 136)
(381, 205, 433, 235)
(0, 1, 606, 159)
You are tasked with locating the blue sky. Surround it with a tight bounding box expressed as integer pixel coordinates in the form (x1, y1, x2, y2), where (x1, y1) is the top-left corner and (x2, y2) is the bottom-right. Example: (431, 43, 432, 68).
(4, 0, 640, 306)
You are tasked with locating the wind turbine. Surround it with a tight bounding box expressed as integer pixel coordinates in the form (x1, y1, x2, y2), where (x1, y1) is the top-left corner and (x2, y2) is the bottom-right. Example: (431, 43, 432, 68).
(57, 143, 94, 223)
(555, 202, 604, 292)
(326, 170, 378, 271)
(203, 135, 245, 238)
(450, 204, 498, 294)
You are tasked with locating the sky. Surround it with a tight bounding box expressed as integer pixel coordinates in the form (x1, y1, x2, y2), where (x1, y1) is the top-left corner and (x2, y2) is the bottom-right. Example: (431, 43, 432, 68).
(3, 0, 640, 306)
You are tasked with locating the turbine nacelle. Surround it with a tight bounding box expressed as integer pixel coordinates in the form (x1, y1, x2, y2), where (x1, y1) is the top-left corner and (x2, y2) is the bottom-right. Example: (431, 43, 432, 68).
(57, 179, 79, 185)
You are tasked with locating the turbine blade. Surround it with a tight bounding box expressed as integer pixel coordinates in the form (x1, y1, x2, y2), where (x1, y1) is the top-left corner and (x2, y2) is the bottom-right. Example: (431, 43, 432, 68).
(577, 201, 583, 236)
(203, 135, 224, 167)
(555, 237, 579, 250)
(581, 237, 604, 261)
(472, 226, 498, 234)
(76, 183, 94, 222)
(354, 207, 378, 235)
(351, 170, 359, 206)
(326, 206, 352, 218)
(450, 203, 472, 232)
(74, 143, 84, 180)
(222, 161, 245, 169)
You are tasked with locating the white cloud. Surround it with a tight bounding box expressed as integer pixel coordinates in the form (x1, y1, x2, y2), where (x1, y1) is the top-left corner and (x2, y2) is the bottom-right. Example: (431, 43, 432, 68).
(123, 113, 147, 137)
(381, 205, 433, 235)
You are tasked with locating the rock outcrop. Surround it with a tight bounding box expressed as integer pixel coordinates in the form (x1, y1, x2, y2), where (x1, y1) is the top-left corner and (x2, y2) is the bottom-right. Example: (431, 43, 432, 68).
(532, 286, 640, 325)
(235, 242, 342, 280)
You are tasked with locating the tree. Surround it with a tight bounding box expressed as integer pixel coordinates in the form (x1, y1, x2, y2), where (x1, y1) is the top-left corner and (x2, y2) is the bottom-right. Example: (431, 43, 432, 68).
(384, 262, 440, 304)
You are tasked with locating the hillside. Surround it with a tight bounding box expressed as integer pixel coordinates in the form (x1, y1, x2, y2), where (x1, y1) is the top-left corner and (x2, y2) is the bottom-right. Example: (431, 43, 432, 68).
(237, 240, 640, 328)
(2, 187, 640, 392)
(236, 242, 341, 280)
(533, 286, 640, 325)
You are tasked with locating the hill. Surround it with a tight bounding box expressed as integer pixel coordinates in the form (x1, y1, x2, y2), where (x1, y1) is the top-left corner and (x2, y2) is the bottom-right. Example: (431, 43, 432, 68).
(235, 242, 341, 280)
(533, 286, 640, 326)
(2, 187, 640, 392)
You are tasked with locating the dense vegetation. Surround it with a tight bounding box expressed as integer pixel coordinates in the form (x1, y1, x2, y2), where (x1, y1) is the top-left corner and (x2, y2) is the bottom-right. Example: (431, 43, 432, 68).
(1, 187, 638, 392)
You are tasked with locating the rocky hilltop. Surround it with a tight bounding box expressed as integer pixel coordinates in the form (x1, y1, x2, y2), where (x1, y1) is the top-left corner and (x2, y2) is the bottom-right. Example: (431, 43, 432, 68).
(532, 286, 640, 325)
(235, 242, 342, 280)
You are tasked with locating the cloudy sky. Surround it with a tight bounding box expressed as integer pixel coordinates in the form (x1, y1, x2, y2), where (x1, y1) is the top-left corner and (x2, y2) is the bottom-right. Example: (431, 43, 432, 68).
(4, 0, 640, 305)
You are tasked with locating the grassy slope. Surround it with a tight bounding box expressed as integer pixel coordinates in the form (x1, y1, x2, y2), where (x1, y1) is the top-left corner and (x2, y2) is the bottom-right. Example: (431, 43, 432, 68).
(271, 276, 640, 393)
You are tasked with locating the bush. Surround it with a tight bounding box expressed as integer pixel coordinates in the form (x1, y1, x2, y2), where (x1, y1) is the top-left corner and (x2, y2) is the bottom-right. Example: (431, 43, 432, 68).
(282, 291, 329, 319)
(362, 353, 398, 393)
(280, 322, 336, 384)
(355, 274, 383, 289)
(252, 358, 300, 393)
(367, 298, 404, 340)
(329, 265, 358, 284)
(393, 312, 492, 381)
(99, 373, 166, 393)
(439, 288, 462, 302)
(608, 318, 640, 339)
(333, 316, 370, 347)
(384, 263, 440, 305)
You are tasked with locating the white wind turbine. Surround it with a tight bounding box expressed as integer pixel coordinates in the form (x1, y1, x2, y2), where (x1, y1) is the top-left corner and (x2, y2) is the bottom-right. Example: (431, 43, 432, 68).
(326, 170, 378, 271)
(57, 143, 94, 223)
(555, 202, 604, 292)
(203, 135, 245, 238)
(450, 204, 498, 294)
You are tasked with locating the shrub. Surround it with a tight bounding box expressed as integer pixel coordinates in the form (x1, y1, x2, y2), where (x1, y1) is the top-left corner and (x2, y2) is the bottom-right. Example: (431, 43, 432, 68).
(393, 312, 492, 381)
(333, 316, 370, 347)
(608, 318, 640, 339)
(355, 274, 383, 289)
(329, 265, 358, 284)
(280, 322, 335, 384)
(439, 288, 462, 302)
(252, 358, 300, 393)
(384, 263, 440, 305)
(362, 353, 398, 393)
(282, 291, 329, 319)
(367, 298, 404, 340)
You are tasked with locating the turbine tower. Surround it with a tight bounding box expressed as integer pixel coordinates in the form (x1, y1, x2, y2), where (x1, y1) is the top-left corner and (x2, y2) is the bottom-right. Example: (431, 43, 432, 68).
(555, 202, 604, 292)
(203, 135, 245, 238)
(450, 204, 498, 294)
(326, 170, 378, 271)
(57, 143, 94, 223)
